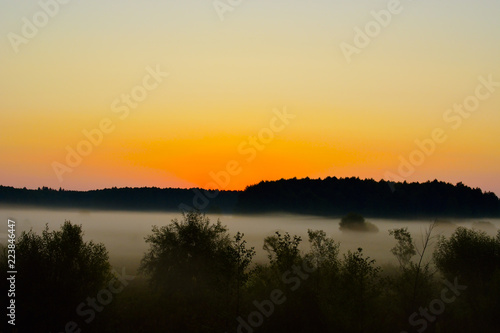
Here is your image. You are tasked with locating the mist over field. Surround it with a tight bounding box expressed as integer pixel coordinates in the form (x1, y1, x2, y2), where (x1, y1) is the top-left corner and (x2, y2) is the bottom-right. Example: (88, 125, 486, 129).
(2, 207, 499, 272)
(2, 207, 500, 332)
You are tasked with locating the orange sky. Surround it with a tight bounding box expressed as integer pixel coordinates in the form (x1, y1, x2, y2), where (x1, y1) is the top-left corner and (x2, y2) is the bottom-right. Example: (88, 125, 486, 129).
(1, 1, 499, 195)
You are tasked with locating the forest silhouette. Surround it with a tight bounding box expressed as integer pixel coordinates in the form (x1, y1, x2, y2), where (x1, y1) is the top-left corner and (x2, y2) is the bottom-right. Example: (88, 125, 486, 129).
(1, 177, 499, 217)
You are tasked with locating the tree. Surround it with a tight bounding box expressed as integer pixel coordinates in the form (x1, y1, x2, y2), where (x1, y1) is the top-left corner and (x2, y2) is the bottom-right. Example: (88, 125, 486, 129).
(340, 212, 365, 225)
(389, 227, 416, 269)
(230, 231, 256, 316)
(140, 211, 248, 293)
(263, 231, 302, 271)
(390, 223, 436, 304)
(3, 221, 111, 332)
(303, 230, 341, 332)
(336, 248, 381, 332)
(305, 229, 340, 271)
(339, 212, 378, 232)
(434, 226, 500, 310)
(139, 211, 254, 331)
(433, 227, 500, 331)
(434, 227, 500, 283)
(387, 225, 437, 330)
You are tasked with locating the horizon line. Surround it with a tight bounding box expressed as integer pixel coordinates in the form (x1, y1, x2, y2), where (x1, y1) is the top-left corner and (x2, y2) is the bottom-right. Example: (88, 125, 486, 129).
(1, 176, 498, 197)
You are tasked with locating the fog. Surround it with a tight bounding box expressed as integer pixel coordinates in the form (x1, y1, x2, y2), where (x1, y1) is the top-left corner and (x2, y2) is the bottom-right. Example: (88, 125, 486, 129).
(2, 207, 499, 273)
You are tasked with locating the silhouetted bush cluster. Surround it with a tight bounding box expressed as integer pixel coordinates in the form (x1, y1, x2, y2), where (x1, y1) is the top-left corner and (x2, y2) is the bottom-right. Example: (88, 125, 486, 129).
(339, 212, 379, 232)
(1, 222, 111, 332)
(1, 213, 499, 332)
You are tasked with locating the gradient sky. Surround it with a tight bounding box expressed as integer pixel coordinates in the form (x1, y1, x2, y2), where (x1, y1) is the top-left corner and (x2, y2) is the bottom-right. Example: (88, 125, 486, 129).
(1, 0, 499, 195)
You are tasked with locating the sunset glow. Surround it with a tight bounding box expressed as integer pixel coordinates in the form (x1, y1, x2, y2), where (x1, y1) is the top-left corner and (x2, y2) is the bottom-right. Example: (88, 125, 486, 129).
(1, 0, 499, 194)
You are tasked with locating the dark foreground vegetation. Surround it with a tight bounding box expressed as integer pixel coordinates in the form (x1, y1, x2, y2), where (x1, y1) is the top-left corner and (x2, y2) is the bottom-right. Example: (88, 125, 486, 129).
(1, 177, 499, 217)
(1, 212, 499, 332)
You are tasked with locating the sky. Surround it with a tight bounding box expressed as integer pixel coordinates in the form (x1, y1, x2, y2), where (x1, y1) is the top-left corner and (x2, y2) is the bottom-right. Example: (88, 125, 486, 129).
(1, 0, 499, 195)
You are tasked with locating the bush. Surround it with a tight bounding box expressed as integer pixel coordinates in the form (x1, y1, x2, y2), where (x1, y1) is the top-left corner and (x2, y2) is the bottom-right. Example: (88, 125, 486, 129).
(339, 212, 378, 232)
(139, 211, 254, 331)
(433, 227, 500, 331)
(263, 231, 302, 271)
(434, 227, 500, 284)
(2, 221, 111, 332)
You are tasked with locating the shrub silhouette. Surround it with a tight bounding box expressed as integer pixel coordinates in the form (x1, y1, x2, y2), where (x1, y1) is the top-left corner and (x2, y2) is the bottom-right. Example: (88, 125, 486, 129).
(336, 248, 381, 331)
(434, 227, 500, 285)
(434, 227, 500, 332)
(263, 231, 302, 271)
(139, 211, 254, 331)
(4, 213, 500, 333)
(387, 226, 437, 329)
(3, 221, 111, 332)
(339, 212, 378, 232)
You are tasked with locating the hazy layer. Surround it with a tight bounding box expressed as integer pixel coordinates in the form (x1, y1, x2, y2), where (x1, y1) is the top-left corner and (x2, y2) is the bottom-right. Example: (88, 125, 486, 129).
(1, 207, 499, 273)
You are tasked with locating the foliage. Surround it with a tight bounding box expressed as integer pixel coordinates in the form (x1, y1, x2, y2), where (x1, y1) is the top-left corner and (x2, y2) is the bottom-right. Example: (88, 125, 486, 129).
(237, 178, 500, 217)
(232, 231, 256, 285)
(140, 211, 255, 296)
(3, 176, 499, 217)
(305, 229, 340, 270)
(340, 212, 365, 225)
(263, 231, 302, 271)
(3, 221, 111, 332)
(433, 227, 500, 331)
(335, 248, 381, 332)
(339, 212, 379, 232)
(434, 227, 500, 283)
(388, 224, 437, 324)
(138, 211, 255, 331)
(3, 213, 500, 333)
(341, 248, 380, 286)
(389, 227, 416, 269)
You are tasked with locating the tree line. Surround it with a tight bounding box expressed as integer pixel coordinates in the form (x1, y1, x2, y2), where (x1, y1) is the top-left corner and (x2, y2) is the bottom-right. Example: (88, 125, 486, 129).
(1, 177, 499, 217)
